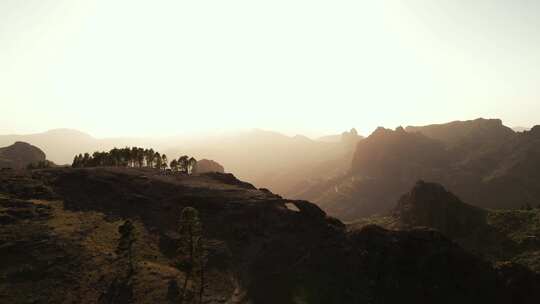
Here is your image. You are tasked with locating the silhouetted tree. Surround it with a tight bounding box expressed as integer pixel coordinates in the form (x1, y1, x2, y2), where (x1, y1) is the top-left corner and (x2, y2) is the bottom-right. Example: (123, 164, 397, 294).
(110, 148, 120, 166)
(83, 153, 91, 166)
(161, 154, 168, 170)
(145, 148, 155, 167)
(178, 155, 189, 174)
(72, 154, 83, 167)
(71, 147, 170, 170)
(117, 220, 137, 276)
(137, 148, 145, 168)
(170, 159, 179, 172)
(176, 207, 206, 304)
(130, 147, 138, 167)
(153, 152, 161, 169)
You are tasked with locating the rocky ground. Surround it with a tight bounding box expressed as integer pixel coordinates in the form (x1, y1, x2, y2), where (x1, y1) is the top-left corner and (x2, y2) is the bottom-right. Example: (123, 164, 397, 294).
(1, 168, 539, 303)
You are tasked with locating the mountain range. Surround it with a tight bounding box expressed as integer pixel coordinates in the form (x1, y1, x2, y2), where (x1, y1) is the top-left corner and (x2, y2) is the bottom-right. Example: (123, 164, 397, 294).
(293, 118, 540, 221)
(3, 118, 540, 223)
(0, 128, 362, 196)
(3, 119, 540, 302)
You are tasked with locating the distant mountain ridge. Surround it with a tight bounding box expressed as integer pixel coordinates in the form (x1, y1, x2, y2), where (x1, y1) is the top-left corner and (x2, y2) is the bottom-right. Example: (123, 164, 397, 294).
(164, 128, 363, 195)
(405, 118, 515, 147)
(0, 129, 166, 166)
(0, 129, 100, 166)
(0, 128, 363, 196)
(297, 118, 540, 220)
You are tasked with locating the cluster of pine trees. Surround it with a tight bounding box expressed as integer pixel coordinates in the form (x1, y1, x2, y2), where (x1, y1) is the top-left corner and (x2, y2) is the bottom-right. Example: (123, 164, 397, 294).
(170, 155, 197, 174)
(72, 147, 168, 169)
(72, 147, 199, 174)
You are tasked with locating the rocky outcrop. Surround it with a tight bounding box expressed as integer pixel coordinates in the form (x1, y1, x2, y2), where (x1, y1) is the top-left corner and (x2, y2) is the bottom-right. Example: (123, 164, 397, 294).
(193, 159, 225, 174)
(0, 142, 46, 169)
(393, 180, 487, 238)
(351, 126, 449, 179)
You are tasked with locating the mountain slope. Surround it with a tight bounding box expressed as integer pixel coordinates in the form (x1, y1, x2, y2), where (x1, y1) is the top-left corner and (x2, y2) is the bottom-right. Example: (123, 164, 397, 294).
(301, 118, 540, 220)
(302, 126, 449, 220)
(352, 181, 540, 273)
(1, 167, 537, 303)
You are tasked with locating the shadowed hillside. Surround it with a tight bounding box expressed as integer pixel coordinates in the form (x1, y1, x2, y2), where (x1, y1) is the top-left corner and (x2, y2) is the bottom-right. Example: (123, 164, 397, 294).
(1, 167, 538, 303)
(393, 180, 487, 238)
(351, 181, 540, 273)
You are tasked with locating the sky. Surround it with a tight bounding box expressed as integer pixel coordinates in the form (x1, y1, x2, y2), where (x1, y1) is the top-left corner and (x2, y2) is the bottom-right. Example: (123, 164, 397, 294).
(1, 0, 540, 138)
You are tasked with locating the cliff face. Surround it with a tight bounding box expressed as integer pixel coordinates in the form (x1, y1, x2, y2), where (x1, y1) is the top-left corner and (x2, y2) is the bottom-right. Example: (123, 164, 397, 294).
(1, 167, 537, 303)
(309, 127, 450, 220)
(351, 126, 449, 180)
(305, 119, 540, 220)
(0, 141, 46, 169)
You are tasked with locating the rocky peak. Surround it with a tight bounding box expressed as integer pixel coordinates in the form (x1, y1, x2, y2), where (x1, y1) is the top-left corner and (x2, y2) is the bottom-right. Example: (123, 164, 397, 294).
(394, 180, 486, 238)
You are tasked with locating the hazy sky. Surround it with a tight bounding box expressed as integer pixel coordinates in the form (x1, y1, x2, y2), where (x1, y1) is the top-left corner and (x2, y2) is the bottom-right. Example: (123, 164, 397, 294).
(1, 0, 540, 138)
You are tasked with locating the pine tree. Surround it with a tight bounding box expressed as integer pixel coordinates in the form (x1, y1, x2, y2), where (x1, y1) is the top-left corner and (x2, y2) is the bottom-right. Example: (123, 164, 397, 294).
(117, 220, 137, 276)
(177, 207, 206, 304)
(161, 154, 168, 170)
(170, 159, 179, 172)
(178, 156, 189, 174)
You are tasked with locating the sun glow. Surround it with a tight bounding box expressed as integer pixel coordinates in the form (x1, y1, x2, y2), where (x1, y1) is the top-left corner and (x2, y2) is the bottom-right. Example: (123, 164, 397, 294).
(1, 0, 539, 137)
